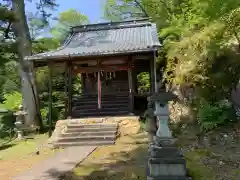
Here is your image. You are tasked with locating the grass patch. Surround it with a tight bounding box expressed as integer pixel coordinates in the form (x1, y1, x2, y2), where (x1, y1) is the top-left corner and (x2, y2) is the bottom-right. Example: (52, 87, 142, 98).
(74, 133, 148, 180)
(0, 134, 49, 160)
(185, 149, 216, 180)
(73, 133, 218, 180)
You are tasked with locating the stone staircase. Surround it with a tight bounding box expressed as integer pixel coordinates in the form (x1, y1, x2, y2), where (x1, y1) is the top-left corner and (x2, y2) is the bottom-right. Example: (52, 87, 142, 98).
(72, 93, 130, 118)
(52, 123, 118, 148)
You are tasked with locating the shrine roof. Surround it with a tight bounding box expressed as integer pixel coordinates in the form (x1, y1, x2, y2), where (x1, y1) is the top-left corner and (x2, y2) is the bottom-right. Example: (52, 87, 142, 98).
(25, 18, 161, 61)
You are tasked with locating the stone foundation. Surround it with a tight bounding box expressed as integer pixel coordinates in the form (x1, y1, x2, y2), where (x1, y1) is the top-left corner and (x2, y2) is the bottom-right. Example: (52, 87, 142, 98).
(48, 116, 140, 143)
(147, 136, 191, 180)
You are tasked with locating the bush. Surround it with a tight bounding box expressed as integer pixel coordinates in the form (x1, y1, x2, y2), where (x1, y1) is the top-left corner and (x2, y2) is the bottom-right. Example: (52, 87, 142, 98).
(0, 92, 22, 111)
(197, 99, 236, 132)
(0, 110, 15, 138)
(40, 106, 64, 126)
(0, 92, 22, 138)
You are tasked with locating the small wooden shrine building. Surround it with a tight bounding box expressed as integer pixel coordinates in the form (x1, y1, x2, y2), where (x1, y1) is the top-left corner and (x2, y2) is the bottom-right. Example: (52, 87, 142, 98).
(25, 18, 161, 120)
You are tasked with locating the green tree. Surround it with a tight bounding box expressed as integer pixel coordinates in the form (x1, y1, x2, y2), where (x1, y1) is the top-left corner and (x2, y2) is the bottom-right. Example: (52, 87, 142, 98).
(104, 0, 240, 130)
(0, 0, 58, 130)
(51, 9, 89, 42)
(104, 0, 148, 21)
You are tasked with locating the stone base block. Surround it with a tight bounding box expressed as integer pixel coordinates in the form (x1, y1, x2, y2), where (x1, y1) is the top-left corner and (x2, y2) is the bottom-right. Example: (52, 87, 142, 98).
(148, 157, 187, 177)
(153, 136, 177, 147)
(149, 146, 183, 158)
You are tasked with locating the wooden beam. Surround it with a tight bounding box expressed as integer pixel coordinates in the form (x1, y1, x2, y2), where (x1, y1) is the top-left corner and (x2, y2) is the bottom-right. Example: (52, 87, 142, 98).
(73, 64, 129, 74)
(48, 62, 53, 137)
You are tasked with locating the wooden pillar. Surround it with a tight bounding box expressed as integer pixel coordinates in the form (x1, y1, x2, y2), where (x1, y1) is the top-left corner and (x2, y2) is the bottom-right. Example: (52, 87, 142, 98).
(128, 57, 134, 113)
(150, 53, 156, 94)
(64, 62, 68, 119)
(97, 60, 101, 109)
(67, 62, 72, 118)
(48, 62, 53, 137)
(97, 71, 101, 109)
(153, 51, 158, 93)
(132, 60, 137, 94)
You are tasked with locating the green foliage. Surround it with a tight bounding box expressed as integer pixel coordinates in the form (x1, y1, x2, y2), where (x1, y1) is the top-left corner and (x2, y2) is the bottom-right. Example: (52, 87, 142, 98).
(0, 92, 22, 111)
(197, 99, 236, 132)
(51, 9, 89, 42)
(0, 111, 15, 138)
(32, 38, 60, 54)
(137, 72, 150, 94)
(104, 0, 240, 131)
(40, 106, 62, 126)
(104, 0, 146, 21)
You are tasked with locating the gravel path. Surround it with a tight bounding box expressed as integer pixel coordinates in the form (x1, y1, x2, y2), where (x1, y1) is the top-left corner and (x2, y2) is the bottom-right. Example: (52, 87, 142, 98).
(13, 146, 97, 180)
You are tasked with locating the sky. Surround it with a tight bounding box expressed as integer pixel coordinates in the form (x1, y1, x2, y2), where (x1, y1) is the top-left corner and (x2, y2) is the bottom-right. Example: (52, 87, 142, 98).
(26, 0, 105, 23)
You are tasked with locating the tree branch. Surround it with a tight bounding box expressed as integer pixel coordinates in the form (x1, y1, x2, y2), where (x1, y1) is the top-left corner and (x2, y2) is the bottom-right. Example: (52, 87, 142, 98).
(133, 0, 148, 17)
(4, 21, 12, 39)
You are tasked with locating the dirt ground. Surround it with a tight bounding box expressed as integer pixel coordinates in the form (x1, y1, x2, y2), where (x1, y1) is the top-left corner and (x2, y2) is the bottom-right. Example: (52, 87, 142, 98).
(178, 122, 240, 180)
(0, 134, 58, 180)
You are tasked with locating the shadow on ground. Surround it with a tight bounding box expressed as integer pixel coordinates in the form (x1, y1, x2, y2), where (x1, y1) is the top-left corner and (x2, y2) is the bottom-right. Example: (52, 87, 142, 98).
(44, 133, 149, 180)
(0, 143, 15, 151)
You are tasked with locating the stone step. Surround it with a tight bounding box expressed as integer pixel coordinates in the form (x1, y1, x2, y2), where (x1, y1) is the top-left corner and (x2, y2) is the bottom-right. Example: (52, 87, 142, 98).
(72, 99, 129, 106)
(67, 123, 118, 129)
(72, 110, 129, 118)
(53, 140, 115, 148)
(149, 157, 187, 164)
(73, 93, 129, 100)
(66, 127, 118, 133)
(73, 103, 129, 110)
(60, 131, 117, 137)
(72, 107, 129, 113)
(147, 176, 192, 180)
(56, 135, 116, 142)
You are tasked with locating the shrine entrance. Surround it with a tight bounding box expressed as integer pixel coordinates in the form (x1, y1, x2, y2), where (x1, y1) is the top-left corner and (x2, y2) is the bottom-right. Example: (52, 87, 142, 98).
(81, 70, 129, 95)
(71, 61, 132, 117)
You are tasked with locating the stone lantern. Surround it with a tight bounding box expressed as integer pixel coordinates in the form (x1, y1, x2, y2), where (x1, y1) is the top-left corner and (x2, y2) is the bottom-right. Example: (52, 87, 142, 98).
(14, 104, 27, 140)
(146, 91, 191, 180)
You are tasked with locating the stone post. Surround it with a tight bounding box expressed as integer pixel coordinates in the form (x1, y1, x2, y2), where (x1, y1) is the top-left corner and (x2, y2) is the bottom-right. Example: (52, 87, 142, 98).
(147, 91, 191, 180)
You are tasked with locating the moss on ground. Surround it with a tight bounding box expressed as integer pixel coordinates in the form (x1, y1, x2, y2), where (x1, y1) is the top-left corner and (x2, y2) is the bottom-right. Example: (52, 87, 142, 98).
(185, 149, 216, 180)
(74, 133, 148, 180)
(73, 133, 217, 180)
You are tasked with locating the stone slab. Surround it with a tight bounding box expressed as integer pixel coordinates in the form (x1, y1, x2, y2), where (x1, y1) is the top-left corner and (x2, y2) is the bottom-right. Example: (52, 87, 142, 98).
(149, 163, 186, 176)
(13, 146, 96, 180)
(147, 176, 192, 180)
(149, 157, 186, 164)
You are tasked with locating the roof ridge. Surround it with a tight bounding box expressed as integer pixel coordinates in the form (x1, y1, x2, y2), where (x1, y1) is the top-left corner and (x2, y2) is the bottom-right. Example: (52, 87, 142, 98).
(71, 19, 153, 33)
(71, 18, 150, 29)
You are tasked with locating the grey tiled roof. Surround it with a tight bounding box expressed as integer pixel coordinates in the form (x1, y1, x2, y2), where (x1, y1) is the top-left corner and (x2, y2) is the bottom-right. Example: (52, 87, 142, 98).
(25, 20, 161, 61)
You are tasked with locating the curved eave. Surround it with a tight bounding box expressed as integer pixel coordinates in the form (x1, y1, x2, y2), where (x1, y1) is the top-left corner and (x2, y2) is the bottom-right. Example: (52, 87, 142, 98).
(25, 45, 161, 62)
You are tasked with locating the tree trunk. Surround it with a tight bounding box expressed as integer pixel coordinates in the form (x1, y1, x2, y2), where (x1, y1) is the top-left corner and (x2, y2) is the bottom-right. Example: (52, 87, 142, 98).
(11, 0, 43, 130)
